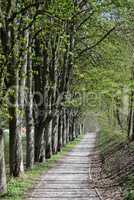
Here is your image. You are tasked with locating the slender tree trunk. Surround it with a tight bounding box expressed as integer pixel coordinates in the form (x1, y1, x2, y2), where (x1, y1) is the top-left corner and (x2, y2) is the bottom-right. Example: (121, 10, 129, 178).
(72, 120, 76, 140)
(62, 111, 65, 146)
(26, 35, 34, 169)
(128, 92, 134, 141)
(74, 123, 78, 138)
(52, 113, 59, 154)
(128, 65, 134, 142)
(0, 129, 7, 194)
(66, 112, 70, 143)
(45, 120, 52, 158)
(34, 124, 46, 162)
(75, 122, 80, 137)
(80, 123, 84, 134)
(69, 116, 73, 141)
(33, 54, 45, 162)
(45, 87, 53, 158)
(26, 112, 34, 168)
(57, 112, 63, 151)
(62, 110, 67, 146)
(79, 122, 81, 135)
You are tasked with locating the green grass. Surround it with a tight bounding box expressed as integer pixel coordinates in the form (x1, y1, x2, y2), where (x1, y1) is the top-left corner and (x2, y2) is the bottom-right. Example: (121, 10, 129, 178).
(2, 135, 84, 200)
(99, 128, 127, 154)
(99, 128, 134, 200)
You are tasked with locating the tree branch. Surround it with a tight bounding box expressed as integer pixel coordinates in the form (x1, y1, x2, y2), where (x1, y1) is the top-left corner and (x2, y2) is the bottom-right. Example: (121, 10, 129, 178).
(76, 11, 95, 30)
(8, 2, 43, 22)
(71, 8, 91, 19)
(77, 26, 116, 57)
(8, 3, 66, 23)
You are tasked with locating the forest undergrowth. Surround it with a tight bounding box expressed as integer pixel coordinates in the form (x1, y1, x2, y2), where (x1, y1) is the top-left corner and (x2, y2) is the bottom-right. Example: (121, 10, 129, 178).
(91, 128, 134, 200)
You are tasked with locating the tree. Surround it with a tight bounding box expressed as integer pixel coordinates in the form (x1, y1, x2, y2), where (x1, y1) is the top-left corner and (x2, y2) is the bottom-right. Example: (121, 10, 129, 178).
(0, 129, 7, 194)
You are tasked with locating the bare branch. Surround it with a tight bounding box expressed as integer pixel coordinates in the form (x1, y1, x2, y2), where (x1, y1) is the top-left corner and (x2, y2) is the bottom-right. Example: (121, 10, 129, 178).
(77, 26, 116, 57)
(76, 11, 95, 30)
(71, 8, 91, 19)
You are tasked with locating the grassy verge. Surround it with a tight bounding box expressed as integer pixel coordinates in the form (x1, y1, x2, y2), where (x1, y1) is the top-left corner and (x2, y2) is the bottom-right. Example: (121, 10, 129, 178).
(2, 135, 84, 200)
(99, 128, 127, 157)
(99, 128, 134, 200)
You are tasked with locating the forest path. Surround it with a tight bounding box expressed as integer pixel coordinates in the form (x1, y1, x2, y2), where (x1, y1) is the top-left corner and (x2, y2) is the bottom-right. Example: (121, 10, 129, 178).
(26, 132, 99, 200)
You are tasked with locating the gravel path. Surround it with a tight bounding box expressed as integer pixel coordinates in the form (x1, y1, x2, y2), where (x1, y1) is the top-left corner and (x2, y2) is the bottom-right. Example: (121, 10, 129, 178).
(26, 132, 99, 200)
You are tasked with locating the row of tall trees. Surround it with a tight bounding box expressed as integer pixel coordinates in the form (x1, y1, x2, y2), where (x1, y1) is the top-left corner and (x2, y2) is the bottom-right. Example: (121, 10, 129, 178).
(0, 0, 86, 194)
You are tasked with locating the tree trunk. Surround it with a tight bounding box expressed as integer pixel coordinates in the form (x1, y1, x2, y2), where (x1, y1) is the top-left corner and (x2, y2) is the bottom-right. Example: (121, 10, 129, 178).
(62, 111, 65, 146)
(62, 110, 67, 146)
(26, 35, 34, 169)
(69, 117, 73, 141)
(0, 129, 7, 194)
(66, 112, 70, 143)
(80, 123, 84, 135)
(9, 97, 24, 177)
(72, 120, 76, 140)
(9, 82, 24, 177)
(52, 113, 59, 154)
(128, 92, 134, 142)
(45, 120, 52, 158)
(34, 124, 46, 163)
(57, 113, 63, 151)
(128, 66, 134, 142)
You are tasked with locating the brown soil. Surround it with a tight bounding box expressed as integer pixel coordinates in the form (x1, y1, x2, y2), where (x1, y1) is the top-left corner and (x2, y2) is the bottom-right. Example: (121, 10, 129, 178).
(90, 138, 134, 200)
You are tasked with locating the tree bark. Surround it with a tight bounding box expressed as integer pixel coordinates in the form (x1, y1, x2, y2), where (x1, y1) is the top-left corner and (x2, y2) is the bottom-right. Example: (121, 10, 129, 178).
(9, 77, 24, 177)
(8, 45, 24, 177)
(52, 113, 59, 154)
(45, 120, 52, 158)
(66, 112, 70, 143)
(26, 35, 34, 169)
(69, 116, 73, 141)
(34, 123, 46, 163)
(62, 110, 67, 146)
(128, 92, 134, 142)
(57, 112, 63, 151)
(128, 65, 134, 142)
(0, 129, 7, 194)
